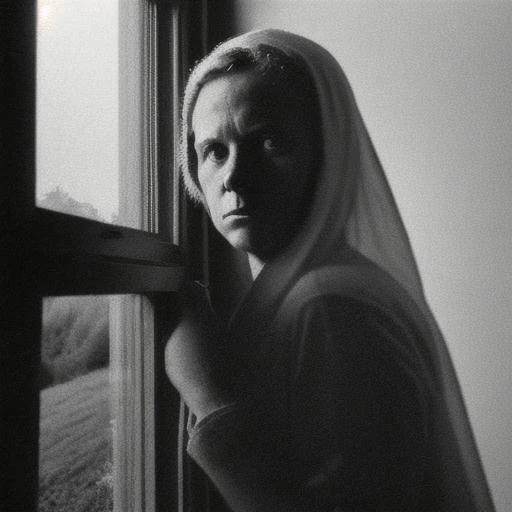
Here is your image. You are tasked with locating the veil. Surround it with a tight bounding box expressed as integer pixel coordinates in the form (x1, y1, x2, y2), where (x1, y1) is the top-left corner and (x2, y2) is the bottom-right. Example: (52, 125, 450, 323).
(180, 29, 495, 511)
(181, 28, 424, 304)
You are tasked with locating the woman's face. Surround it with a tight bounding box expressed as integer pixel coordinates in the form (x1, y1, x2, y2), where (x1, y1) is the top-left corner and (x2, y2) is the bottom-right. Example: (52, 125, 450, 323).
(192, 69, 318, 261)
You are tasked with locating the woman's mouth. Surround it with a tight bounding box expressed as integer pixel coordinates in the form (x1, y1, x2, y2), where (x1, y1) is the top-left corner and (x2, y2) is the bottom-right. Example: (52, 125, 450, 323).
(222, 206, 250, 219)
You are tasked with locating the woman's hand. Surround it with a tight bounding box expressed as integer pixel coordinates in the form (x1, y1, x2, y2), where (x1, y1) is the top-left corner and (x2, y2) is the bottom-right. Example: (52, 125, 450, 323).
(165, 283, 233, 421)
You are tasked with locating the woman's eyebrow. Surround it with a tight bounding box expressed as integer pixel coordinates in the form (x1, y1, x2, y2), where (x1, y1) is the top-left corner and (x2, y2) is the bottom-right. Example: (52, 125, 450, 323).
(195, 122, 277, 151)
(195, 137, 218, 151)
(241, 120, 279, 138)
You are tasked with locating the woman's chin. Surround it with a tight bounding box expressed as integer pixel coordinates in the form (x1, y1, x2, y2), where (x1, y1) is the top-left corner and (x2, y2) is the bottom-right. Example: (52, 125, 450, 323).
(225, 230, 257, 254)
(227, 231, 290, 264)
(224, 228, 264, 256)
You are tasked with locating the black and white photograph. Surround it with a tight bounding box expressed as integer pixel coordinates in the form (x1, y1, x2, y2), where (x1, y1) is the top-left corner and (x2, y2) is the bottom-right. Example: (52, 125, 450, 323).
(2, 1, 510, 511)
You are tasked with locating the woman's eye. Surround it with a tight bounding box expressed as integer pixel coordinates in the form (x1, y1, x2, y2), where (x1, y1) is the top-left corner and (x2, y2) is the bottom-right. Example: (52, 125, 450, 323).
(204, 143, 228, 163)
(262, 137, 283, 153)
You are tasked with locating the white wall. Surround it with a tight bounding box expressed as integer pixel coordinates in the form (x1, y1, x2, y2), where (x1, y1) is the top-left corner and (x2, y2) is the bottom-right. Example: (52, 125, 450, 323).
(229, 1, 512, 510)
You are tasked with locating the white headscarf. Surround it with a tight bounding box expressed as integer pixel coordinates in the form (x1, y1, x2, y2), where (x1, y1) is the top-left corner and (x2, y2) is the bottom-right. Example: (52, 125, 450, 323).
(181, 29, 495, 511)
(181, 28, 423, 303)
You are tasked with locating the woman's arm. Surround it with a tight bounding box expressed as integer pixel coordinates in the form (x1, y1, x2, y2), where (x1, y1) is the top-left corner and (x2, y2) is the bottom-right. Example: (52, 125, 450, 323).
(165, 283, 235, 421)
(179, 295, 432, 512)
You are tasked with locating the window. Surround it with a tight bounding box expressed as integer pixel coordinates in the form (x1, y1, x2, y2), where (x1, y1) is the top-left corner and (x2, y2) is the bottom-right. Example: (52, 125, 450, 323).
(38, 294, 155, 512)
(36, 0, 122, 227)
(39, 295, 117, 512)
(1, 1, 209, 511)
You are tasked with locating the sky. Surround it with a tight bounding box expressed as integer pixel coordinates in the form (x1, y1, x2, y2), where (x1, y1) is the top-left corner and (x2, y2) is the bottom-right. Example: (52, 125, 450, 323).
(36, 0, 119, 222)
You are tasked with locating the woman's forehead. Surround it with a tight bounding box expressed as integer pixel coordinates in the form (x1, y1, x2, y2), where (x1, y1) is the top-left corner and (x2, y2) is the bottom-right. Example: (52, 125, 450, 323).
(192, 69, 310, 134)
(196, 71, 271, 109)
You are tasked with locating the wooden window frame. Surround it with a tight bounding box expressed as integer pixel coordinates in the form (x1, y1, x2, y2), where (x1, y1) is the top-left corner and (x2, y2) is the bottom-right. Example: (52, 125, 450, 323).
(0, 1, 208, 511)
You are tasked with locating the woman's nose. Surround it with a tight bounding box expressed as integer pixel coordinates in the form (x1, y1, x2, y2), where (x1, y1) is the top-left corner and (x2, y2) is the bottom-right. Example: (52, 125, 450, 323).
(223, 147, 254, 192)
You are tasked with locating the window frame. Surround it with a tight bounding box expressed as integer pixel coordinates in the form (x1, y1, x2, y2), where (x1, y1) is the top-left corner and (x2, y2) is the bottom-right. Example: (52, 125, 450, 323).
(0, 1, 209, 511)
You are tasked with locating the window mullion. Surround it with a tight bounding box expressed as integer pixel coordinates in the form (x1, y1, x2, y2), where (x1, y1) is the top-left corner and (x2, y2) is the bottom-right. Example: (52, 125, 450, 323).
(119, 0, 145, 232)
(110, 295, 155, 512)
(143, 1, 159, 235)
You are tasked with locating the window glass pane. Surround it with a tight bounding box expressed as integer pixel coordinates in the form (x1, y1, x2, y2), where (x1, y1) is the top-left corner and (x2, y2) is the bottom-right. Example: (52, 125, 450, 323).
(36, 0, 119, 225)
(36, 0, 151, 231)
(39, 295, 155, 512)
(39, 295, 113, 511)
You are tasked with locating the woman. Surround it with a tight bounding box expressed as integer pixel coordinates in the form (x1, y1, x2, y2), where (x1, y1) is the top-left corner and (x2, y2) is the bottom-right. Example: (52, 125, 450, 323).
(166, 29, 495, 511)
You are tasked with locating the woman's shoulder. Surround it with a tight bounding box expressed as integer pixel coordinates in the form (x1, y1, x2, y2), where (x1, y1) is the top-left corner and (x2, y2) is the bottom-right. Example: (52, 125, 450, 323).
(279, 262, 408, 340)
(277, 262, 436, 401)
(279, 259, 431, 343)
(280, 260, 415, 322)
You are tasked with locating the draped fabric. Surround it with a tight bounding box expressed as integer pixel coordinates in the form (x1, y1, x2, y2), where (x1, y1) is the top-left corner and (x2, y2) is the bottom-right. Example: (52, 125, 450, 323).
(180, 29, 495, 511)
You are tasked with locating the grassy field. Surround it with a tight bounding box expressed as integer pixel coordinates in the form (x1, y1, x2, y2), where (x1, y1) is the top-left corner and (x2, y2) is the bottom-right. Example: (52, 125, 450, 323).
(40, 296, 109, 389)
(39, 367, 113, 512)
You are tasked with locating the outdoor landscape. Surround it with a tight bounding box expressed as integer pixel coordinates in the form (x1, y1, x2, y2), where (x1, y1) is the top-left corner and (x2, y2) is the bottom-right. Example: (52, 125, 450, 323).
(39, 368, 113, 512)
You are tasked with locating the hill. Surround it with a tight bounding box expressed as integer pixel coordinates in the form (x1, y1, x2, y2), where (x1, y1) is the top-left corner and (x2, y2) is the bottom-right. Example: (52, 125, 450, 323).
(39, 368, 113, 512)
